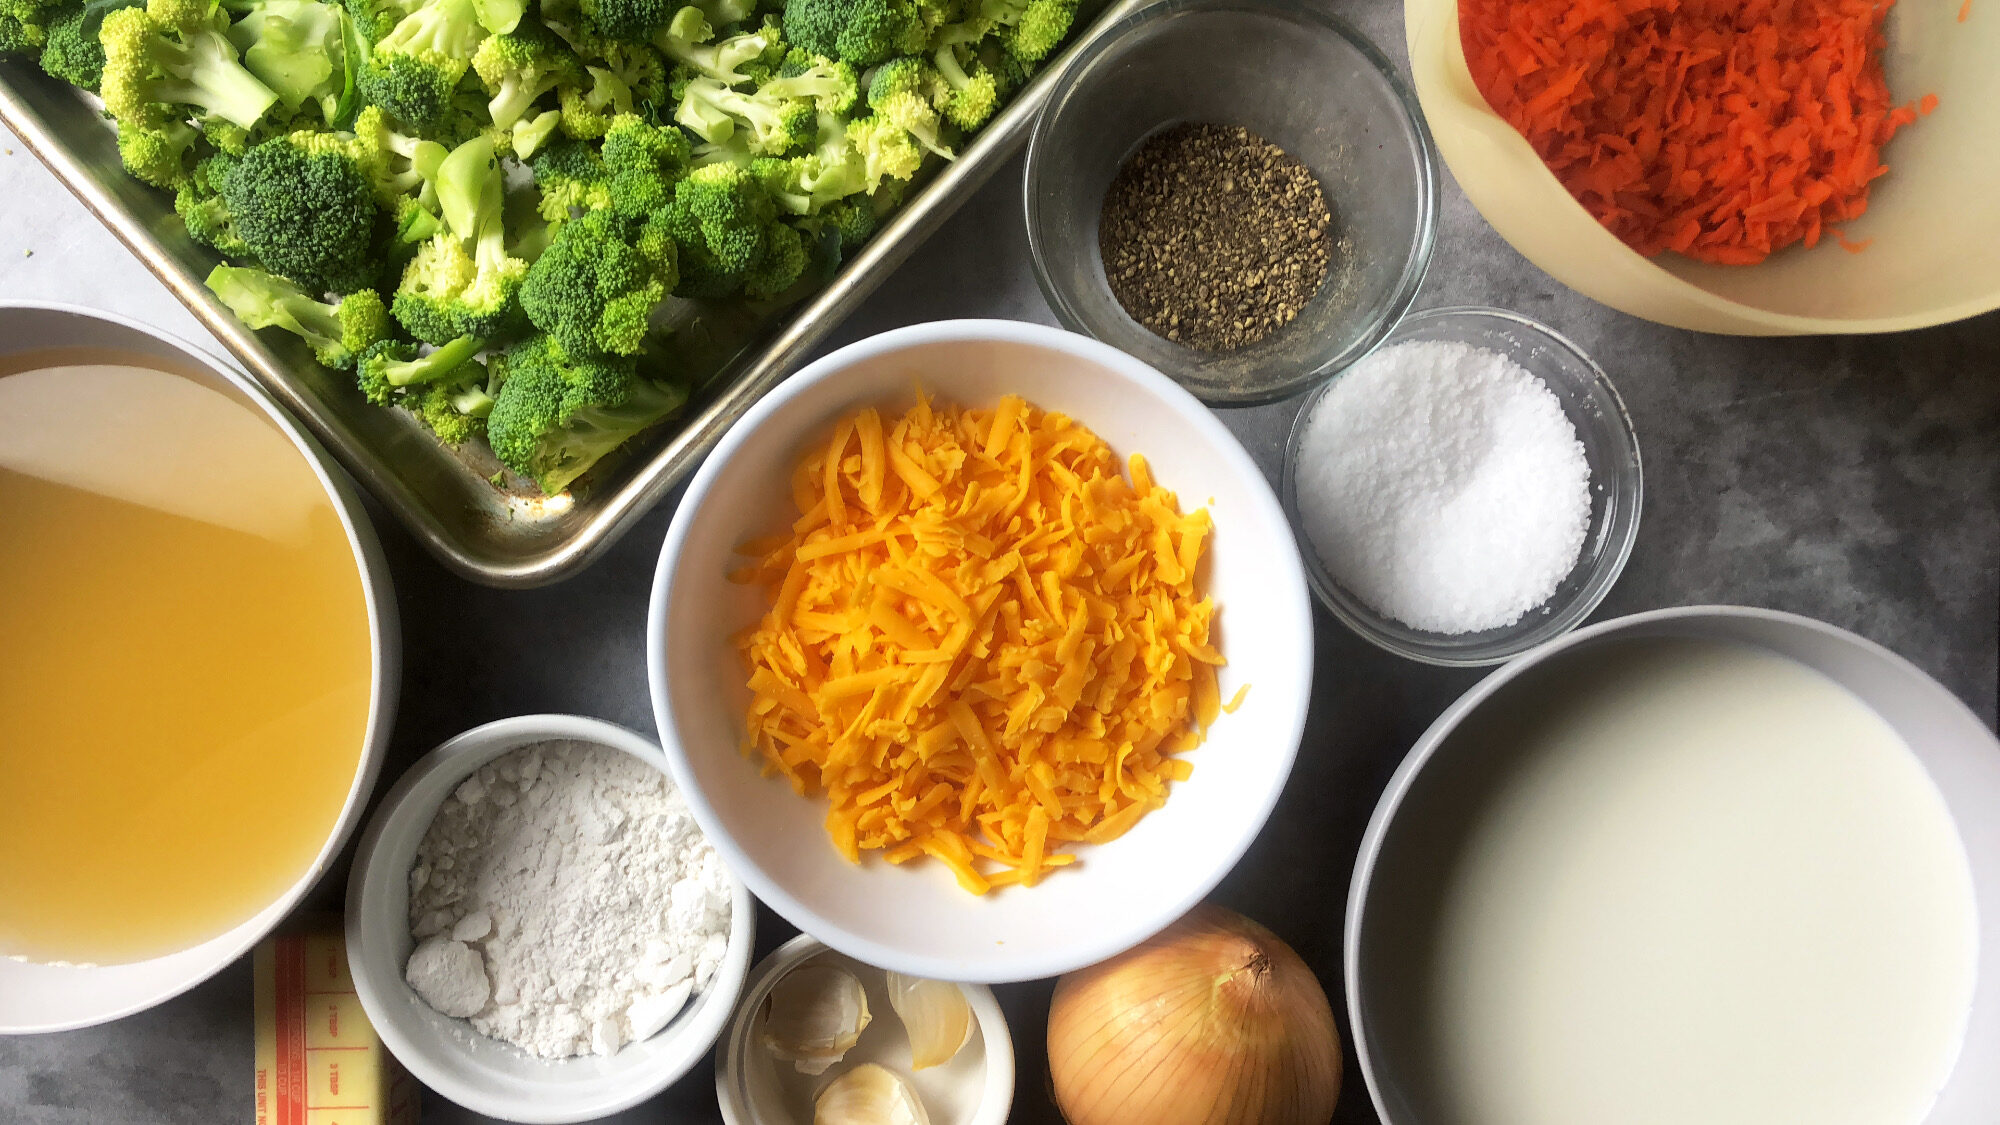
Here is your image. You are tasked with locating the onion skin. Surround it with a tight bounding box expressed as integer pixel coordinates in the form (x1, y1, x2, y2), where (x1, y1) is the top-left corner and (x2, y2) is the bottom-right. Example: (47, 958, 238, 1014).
(1047, 905, 1343, 1125)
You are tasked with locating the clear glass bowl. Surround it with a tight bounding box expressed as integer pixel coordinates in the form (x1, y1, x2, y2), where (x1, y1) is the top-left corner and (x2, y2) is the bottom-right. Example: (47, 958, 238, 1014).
(1022, 0, 1438, 406)
(1281, 307, 1643, 666)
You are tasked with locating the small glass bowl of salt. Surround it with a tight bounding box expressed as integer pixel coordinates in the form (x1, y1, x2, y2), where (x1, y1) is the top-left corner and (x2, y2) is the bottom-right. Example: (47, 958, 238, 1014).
(1281, 306, 1642, 666)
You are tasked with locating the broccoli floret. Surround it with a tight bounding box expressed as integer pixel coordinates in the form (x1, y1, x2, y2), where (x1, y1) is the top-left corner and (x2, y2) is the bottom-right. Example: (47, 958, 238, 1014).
(37, 0, 139, 89)
(345, 0, 415, 40)
(215, 128, 381, 292)
(411, 353, 495, 442)
(654, 11, 778, 83)
(781, 0, 917, 67)
(761, 46, 854, 114)
(557, 60, 632, 138)
(99, 1, 281, 174)
(175, 153, 252, 254)
(222, 0, 358, 123)
(843, 112, 919, 189)
(576, 0, 674, 41)
(982, 0, 1070, 63)
(486, 331, 687, 494)
(661, 159, 768, 271)
(355, 0, 485, 130)
(520, 207, 676, 355)
(113, 114, 202, 188)
(350, 101, 448, 204)
(508, 107, 562, 156)
(749, 146, 861, 215)
(599, 110, 690, 217)
(685, 0, 749, 27)
(0, 0, 60, 57)
(469, 19, 578, 128)
(675, 74, 814, 154)
(865, 55, 951, 159)
(663, 2, 705, 41)
(390, 229, 474, 340)
(391, 134, 527, 340)
(740, 216, 803, 297)
(354, 332, 483, 403)
(530, 136, 613, 219)
(206, 264, 391, 368)
(930, 41, 995, 130)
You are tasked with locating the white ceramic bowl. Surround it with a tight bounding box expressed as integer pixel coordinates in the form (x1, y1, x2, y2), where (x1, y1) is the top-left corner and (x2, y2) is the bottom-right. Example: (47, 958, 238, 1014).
(0, 303, 399, 1035)
(648, 319, 1314, 983)
(716, 935, 1014, 1125)
(344, 714, 756, 1124)
(1346, 606, 2000, 1124)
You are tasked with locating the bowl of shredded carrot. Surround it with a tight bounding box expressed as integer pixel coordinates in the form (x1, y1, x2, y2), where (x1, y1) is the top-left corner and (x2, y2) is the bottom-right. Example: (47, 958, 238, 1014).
(645, 320, 1313, 983)
(1409, 0, 2000, 333)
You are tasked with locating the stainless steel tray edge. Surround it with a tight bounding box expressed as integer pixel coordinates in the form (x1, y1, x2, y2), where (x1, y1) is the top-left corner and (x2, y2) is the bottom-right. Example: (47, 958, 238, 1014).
(0, 0, 1144, 587)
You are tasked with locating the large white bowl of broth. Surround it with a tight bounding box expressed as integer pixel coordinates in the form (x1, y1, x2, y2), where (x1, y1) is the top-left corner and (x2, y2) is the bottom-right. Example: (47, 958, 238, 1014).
(0, 304, 396, 1033)
(1347, 606, 2000, 1125)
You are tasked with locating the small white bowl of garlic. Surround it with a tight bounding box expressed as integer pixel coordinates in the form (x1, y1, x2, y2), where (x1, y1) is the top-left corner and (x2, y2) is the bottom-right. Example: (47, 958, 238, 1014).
(718, 935, 1014, 1125)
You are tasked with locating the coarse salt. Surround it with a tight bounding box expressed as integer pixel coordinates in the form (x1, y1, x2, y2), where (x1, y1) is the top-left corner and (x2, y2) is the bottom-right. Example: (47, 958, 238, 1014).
(1293, 339, 1592, 634)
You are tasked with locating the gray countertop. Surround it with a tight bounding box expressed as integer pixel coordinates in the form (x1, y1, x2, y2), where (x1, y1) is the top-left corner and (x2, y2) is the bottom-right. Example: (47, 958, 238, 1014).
(1, 1, 1996, 1116)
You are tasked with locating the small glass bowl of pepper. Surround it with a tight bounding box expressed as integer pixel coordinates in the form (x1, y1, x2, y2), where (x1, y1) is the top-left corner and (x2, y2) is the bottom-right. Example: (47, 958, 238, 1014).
(1023, 0, 1439, 407)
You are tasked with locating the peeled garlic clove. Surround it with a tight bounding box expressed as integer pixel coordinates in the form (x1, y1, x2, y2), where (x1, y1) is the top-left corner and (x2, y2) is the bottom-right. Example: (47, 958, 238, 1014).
(884, 972, 971, 1070)
(761, 964, 873, 1075)
(814, 1063, 931, 1125)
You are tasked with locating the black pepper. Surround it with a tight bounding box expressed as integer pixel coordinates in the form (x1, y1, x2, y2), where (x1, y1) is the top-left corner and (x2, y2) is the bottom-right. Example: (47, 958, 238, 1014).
(1098, 123, 1335, 353)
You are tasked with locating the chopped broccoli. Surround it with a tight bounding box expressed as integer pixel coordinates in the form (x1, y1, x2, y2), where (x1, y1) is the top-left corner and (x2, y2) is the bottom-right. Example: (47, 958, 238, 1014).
(761, 46, 855, 115)
(675, 74, 815, 155)
(576, 0, 673, 41)
(470, 19, 578, 129)
(99, 0, 282, 184)
(215, 128, 381, 291)
(530, 136, 613, 218)
(223, 0, 359, 124)
(0, 0, 60, 57)
(354, 332, 483, 403)
(37, 0, 140, 89)
(356, 0, 486, 131)
(661, 159, 769, 272)
(391, 133, 528, 340)
(749, 145, 862, 215)
(175, 153, 252, 254)
(781, 0, 919, 67)
(740, 215, 802, 297)
(981, 0, 1071, 63)
(556, 60, 632, 138)
(206, 264, 390, 368)
(865, 55, 950, 159)
(520, 207, 676, 355)
(931, 41, 995, 130)
(486, 331, 687, 493)
(411, 353, 496, 442)
(842, 111, 920, 189)
(654, 12, 779, 84)
(599, 110, 690, 217)
(345, 0, 417, 40)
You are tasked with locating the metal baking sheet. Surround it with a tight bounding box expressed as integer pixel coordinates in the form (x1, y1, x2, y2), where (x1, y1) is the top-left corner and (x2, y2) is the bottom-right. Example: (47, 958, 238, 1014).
(0, 0, 1141, 586)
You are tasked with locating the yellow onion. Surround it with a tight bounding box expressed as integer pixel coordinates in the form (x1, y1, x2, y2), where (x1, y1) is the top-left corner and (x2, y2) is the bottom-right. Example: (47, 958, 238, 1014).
(1047, 905, 1342, 1125)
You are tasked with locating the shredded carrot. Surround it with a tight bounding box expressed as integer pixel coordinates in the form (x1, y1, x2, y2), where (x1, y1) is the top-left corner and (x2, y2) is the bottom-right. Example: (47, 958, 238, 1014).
(734, 394, 1223, 893)
(1959, 0, 1971, 22)
(1460, 0, 1930, 265)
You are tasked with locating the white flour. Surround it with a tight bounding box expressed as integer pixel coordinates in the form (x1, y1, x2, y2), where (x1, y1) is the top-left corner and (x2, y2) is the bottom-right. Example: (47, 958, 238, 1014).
(404, 740, 734, 1059)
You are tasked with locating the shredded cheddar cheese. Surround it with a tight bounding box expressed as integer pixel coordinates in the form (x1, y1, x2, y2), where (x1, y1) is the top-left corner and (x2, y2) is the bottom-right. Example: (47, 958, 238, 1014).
(732, 394, 1223, 894)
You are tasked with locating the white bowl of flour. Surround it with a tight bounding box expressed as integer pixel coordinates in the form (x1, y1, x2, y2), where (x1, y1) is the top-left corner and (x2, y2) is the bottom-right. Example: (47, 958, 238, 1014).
(345, 714, 756, 1123)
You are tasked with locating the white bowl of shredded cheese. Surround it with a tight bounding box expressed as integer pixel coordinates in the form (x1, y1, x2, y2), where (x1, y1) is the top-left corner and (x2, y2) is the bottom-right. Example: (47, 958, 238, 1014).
(647, 319, 1314, 983)
(344, 714, 756, 1123)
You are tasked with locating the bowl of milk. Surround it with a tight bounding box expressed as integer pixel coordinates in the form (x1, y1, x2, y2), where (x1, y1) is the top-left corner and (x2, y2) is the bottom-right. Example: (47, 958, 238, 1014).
(1346, 606, 2000, 1125)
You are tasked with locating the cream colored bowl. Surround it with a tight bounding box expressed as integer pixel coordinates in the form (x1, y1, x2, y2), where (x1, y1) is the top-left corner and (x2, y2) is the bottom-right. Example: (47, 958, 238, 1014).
(1406, 0, 2000, 334)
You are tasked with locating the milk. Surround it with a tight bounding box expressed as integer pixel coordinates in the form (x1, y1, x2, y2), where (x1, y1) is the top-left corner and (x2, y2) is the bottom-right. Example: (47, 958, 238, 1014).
(1371, 637, 1978, 1125)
